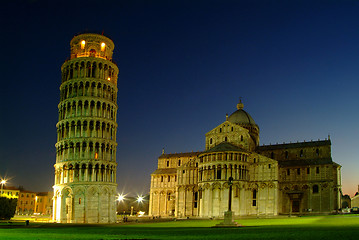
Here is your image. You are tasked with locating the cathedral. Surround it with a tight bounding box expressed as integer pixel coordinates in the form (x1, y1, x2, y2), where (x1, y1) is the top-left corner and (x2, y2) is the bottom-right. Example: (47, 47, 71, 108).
(53, 33, 118, 223)
(149, 101, 342, 217)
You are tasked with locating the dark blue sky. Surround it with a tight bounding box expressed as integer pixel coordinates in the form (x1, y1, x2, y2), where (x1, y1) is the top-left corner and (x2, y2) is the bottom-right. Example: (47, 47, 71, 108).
(1, 0, 358, 196)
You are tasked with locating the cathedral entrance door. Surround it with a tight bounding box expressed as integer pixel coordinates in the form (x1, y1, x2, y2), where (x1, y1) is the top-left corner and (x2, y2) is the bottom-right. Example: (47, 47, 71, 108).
(292, 200, 300, 213)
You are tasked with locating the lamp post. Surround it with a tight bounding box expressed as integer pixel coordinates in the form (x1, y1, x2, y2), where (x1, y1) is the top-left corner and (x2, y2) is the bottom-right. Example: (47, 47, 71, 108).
(137, 196, 144, 214)
(117, 194, 126, 222)
(228, 177, 233, 212)
(1, 179, 6, 196)
(215, 176, 239, 227)
(117, 194, 125, 214)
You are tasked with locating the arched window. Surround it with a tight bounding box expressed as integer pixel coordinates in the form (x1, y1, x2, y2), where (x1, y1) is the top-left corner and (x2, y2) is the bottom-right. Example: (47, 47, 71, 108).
(300, 149, 303, 157)
(216, 167, 221, 180)
(271, 152, 274, 159)
(285, 151, 288, 159)
(313, 185, 319, 193)
(210, 138, 213, 144)
(224, 137, 228, 142)
(252, 189, 257, 206)
(316, 149, 319, 156)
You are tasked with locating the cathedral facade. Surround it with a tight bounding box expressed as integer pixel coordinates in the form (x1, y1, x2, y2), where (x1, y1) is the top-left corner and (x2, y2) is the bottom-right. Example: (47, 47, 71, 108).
(149, 101, 341, 217)
(53, 33, 118, 223)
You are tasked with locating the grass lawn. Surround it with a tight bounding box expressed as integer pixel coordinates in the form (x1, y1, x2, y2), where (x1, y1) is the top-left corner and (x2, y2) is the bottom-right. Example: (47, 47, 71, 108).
(0, 215, 358, 239)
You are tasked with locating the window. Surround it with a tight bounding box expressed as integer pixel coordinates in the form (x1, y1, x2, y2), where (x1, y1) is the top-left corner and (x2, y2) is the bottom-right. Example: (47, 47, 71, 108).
(287, 169, 290, 176)
(316, 167, 320, 174)
(210, 138, 213, 144)
(271, 152, 274, 159)
(219, 128, 222, 133)
(268, 164, 271, 169)
(224, 137, 228, 142)
(161, 176, 163, 182)
(313, 185, 319, 193)
(307, 168, 310, 174)
(297, 168, 300, 175)
(285, 151, 288, 159)
(252, 189, 257, 206)
(168, 176, 170, 182)
(231, 127, 233, 131)
(166, 161, 169, 167)
(194, 192, 198, 208)
(241, 135, 243, 141)
(216, 168, 221, 180)
(254, 158, 256, 163)
(300, 150, 303, 157)
(316, 148, 319, 156)
(178, 160, 181, 166)
(79, 198, 81, 204)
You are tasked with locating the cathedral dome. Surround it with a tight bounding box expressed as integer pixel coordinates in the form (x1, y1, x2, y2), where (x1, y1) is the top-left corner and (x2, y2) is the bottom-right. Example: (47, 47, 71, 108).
(228, 100, 256, 126)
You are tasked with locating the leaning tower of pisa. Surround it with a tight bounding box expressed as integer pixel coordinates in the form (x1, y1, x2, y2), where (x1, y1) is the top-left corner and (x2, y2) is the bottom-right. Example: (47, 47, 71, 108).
(53, 33, 119, 223)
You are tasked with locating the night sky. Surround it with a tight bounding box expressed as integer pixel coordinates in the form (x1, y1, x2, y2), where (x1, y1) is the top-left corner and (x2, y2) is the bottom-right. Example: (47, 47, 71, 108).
(1, 0, 358, 197)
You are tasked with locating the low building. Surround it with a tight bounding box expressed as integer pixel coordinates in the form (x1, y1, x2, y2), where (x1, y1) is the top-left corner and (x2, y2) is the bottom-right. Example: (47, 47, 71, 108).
(35, 192, 53, 215)
(1, 186, 20, 199)
(351, 186, 359, 208)
(342, 194, 351, 209)
(17, 190, 36, 215)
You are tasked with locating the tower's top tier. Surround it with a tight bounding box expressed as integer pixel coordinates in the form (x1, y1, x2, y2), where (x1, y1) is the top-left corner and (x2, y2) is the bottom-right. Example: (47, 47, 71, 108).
(70, 33, 115, 61)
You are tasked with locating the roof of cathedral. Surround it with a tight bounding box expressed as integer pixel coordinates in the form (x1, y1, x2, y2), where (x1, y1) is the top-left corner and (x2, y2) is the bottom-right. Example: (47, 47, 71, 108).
(202, 142, 248, 153)
(151, 168, 177, 175)
(257, 139, 331, 151)
(278, 157, 333, 167)
(158, 151, 202, 159)
(227, 100, 257, 126)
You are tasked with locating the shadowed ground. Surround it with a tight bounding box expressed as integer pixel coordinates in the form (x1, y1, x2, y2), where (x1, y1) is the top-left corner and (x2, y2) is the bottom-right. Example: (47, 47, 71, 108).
(0, 215, 358, 239)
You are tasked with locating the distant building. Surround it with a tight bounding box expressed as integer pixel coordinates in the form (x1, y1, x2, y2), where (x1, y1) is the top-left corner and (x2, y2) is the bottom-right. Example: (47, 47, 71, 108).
(149, 101, 342, 217)
(17, 190, 36, 215)
(351, 185, 359, 208)
(53, 33, 119, 223)
(35, 192, 53, 215)
(1, 186, 20, 199)
(342, 194, 351, 209)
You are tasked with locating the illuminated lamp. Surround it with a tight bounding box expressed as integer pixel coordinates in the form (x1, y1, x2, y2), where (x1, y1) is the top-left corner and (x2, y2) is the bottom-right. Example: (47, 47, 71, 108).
(81, 40, 86, 49)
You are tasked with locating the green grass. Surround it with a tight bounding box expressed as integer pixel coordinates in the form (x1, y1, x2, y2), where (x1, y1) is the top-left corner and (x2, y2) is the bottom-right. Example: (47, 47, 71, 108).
(0, 215, 358, 239)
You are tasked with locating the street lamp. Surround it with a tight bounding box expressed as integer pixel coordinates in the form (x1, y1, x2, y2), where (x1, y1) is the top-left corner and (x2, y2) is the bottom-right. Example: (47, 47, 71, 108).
(1, 179, 6, 196)
(136, 196, 144, 203)
(117, 194, 125, 202)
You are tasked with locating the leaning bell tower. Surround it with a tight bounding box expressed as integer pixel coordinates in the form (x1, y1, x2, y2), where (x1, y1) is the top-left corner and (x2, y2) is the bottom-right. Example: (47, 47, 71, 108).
(53, 33, 119, 223)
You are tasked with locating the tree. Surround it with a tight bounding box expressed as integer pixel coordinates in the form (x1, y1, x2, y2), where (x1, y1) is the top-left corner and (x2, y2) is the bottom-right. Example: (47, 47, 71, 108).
(0, 197, 17, 220)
